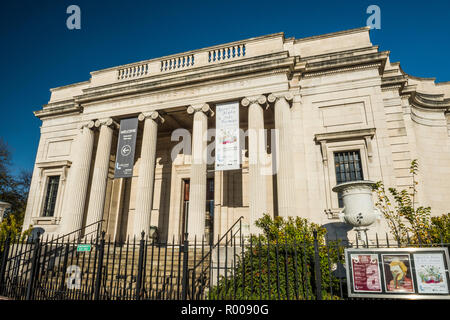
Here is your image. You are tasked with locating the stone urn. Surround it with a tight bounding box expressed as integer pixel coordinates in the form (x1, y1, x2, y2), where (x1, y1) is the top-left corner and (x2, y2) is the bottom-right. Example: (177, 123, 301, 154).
(332, 180, 381, 230)
(0, 201, 11, 223)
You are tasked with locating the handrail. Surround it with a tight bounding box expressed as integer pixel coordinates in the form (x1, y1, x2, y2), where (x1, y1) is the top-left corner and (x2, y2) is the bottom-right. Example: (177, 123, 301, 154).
(45, 219, 105, 244)
(4, 219, 104, 263)
(189, 216, 244, 276)
(214, 216, 244, 249)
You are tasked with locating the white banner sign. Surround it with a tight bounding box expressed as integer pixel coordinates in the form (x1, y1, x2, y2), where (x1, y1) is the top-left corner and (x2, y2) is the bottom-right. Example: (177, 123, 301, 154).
(215, 101, 240, 171)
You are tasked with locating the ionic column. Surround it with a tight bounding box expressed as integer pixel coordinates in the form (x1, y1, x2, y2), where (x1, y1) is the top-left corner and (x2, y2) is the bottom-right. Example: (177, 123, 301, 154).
(187, 104, 214, 242)
(132, 111, 164, 238)
(85, 118, 118, 236)
(241, 95, 268, 234)
(268, 93, 296, 218)
(63, 121, 95, 235)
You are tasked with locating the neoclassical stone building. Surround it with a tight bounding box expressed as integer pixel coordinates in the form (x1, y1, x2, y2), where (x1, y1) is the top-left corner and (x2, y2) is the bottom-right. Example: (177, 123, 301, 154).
(23, 27, 450, 242)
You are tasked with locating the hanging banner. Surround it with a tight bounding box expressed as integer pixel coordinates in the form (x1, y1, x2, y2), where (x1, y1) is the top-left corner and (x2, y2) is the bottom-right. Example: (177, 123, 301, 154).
(114, 117, 138, 178)
(215, 101, 240, 171)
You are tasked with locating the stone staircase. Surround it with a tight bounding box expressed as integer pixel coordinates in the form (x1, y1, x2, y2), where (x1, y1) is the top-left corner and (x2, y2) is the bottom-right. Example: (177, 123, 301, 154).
(2, 218, 243, 300)
(31, 244, 210, 300)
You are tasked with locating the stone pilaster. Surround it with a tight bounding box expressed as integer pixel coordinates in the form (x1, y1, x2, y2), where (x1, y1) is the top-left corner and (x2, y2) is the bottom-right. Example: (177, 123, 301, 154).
(85, 118, 118, 236)
(132, 111, 164, 238)
(186, 104, 214, 242)
(63, 121, 95, 235)
(241, 95, 268, 234)
(268, 93, 296, 218)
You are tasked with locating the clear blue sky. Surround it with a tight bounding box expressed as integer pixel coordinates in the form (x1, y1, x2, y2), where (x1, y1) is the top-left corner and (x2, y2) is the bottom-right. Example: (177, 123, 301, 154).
(0, 0, 449, 176)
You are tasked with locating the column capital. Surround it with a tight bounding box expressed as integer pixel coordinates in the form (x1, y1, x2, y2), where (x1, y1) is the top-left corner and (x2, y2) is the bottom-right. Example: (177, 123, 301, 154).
(138, 111, 165, 124)
(187, 103, 214, 117)
(94, 118, 119, 129)
(241, 95, 267, 107)
(79, 120, 96, 130)
(267, 92, 294, 105)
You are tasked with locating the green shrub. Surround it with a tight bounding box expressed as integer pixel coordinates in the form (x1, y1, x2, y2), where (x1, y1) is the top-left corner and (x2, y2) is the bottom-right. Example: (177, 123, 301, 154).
(430, 213, 450, 243)
(208, 214, 343, 300)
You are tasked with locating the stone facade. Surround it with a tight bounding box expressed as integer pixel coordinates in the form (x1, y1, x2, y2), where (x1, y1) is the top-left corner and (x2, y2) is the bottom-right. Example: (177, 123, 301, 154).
(23, 27, 450, 242)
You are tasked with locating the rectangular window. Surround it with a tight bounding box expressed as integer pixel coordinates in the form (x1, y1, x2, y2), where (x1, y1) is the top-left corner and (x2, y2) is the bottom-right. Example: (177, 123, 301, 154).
(334, 151, 363, 208)
(42, 175, 60, 217)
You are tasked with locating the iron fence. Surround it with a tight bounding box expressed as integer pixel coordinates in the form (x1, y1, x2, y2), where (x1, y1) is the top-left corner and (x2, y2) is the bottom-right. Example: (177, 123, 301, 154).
(0, 227, 448, 300)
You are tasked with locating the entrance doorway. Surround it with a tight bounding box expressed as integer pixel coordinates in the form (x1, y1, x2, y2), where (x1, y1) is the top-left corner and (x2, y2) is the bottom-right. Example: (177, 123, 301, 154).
(180, 178, 214, 244)
(181, 179, 190, 240)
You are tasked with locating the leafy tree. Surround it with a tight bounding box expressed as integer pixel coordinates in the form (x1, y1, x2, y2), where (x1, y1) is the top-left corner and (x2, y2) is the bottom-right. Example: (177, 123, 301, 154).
(373, 159, 448, 245)
(0, 138, 32, 241)
(208, 214, 343, 300)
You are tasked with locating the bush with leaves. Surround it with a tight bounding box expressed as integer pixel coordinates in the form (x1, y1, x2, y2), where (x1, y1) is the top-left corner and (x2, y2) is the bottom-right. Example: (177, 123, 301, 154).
(0, 138, 32, 245)
(373, 159, 448, 245)
(208, 214, 343, 300)
(429, 213, 450, 244)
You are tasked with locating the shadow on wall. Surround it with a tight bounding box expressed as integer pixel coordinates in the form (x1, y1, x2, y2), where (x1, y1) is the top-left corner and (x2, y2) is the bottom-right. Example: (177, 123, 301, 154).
(29, 227, 45, 241)
(157, 152, 172, 243)
(322, 222, 353, 246)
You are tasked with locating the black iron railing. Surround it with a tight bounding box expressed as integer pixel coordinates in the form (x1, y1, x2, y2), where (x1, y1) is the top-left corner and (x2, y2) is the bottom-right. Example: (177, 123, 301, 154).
(0, 225, 448, 300)
(187, 216, 244, 300)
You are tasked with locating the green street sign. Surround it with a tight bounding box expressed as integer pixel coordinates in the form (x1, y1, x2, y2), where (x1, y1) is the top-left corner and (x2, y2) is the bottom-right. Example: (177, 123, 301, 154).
(77, 244, 92, 252)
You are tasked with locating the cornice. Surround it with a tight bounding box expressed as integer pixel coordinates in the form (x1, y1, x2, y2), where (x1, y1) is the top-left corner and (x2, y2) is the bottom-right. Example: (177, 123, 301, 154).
(34, 100, 82, 119)
(314, 128, 376, 142)
(299, 45, 378, 63)
(301, 51, 389, 78)
(409, 91, 450, 110)
(36, 160, 72, 169)
(304, 63, 381, 78)
(294, 26, 370, 43)
(381, 75, 408, 92)
(314, 128, 376, 162)
(399, 83, 450, 111)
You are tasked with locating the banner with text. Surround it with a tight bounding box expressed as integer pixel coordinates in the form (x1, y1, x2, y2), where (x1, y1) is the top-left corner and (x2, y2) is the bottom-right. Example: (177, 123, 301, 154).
(114, 117, 138, 178)
(215, 101, 240, 171)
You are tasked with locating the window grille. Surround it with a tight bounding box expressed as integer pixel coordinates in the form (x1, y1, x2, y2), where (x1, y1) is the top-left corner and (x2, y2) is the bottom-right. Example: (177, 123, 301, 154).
(42, 175, 60, 217)
(334, 151, 363, 208)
